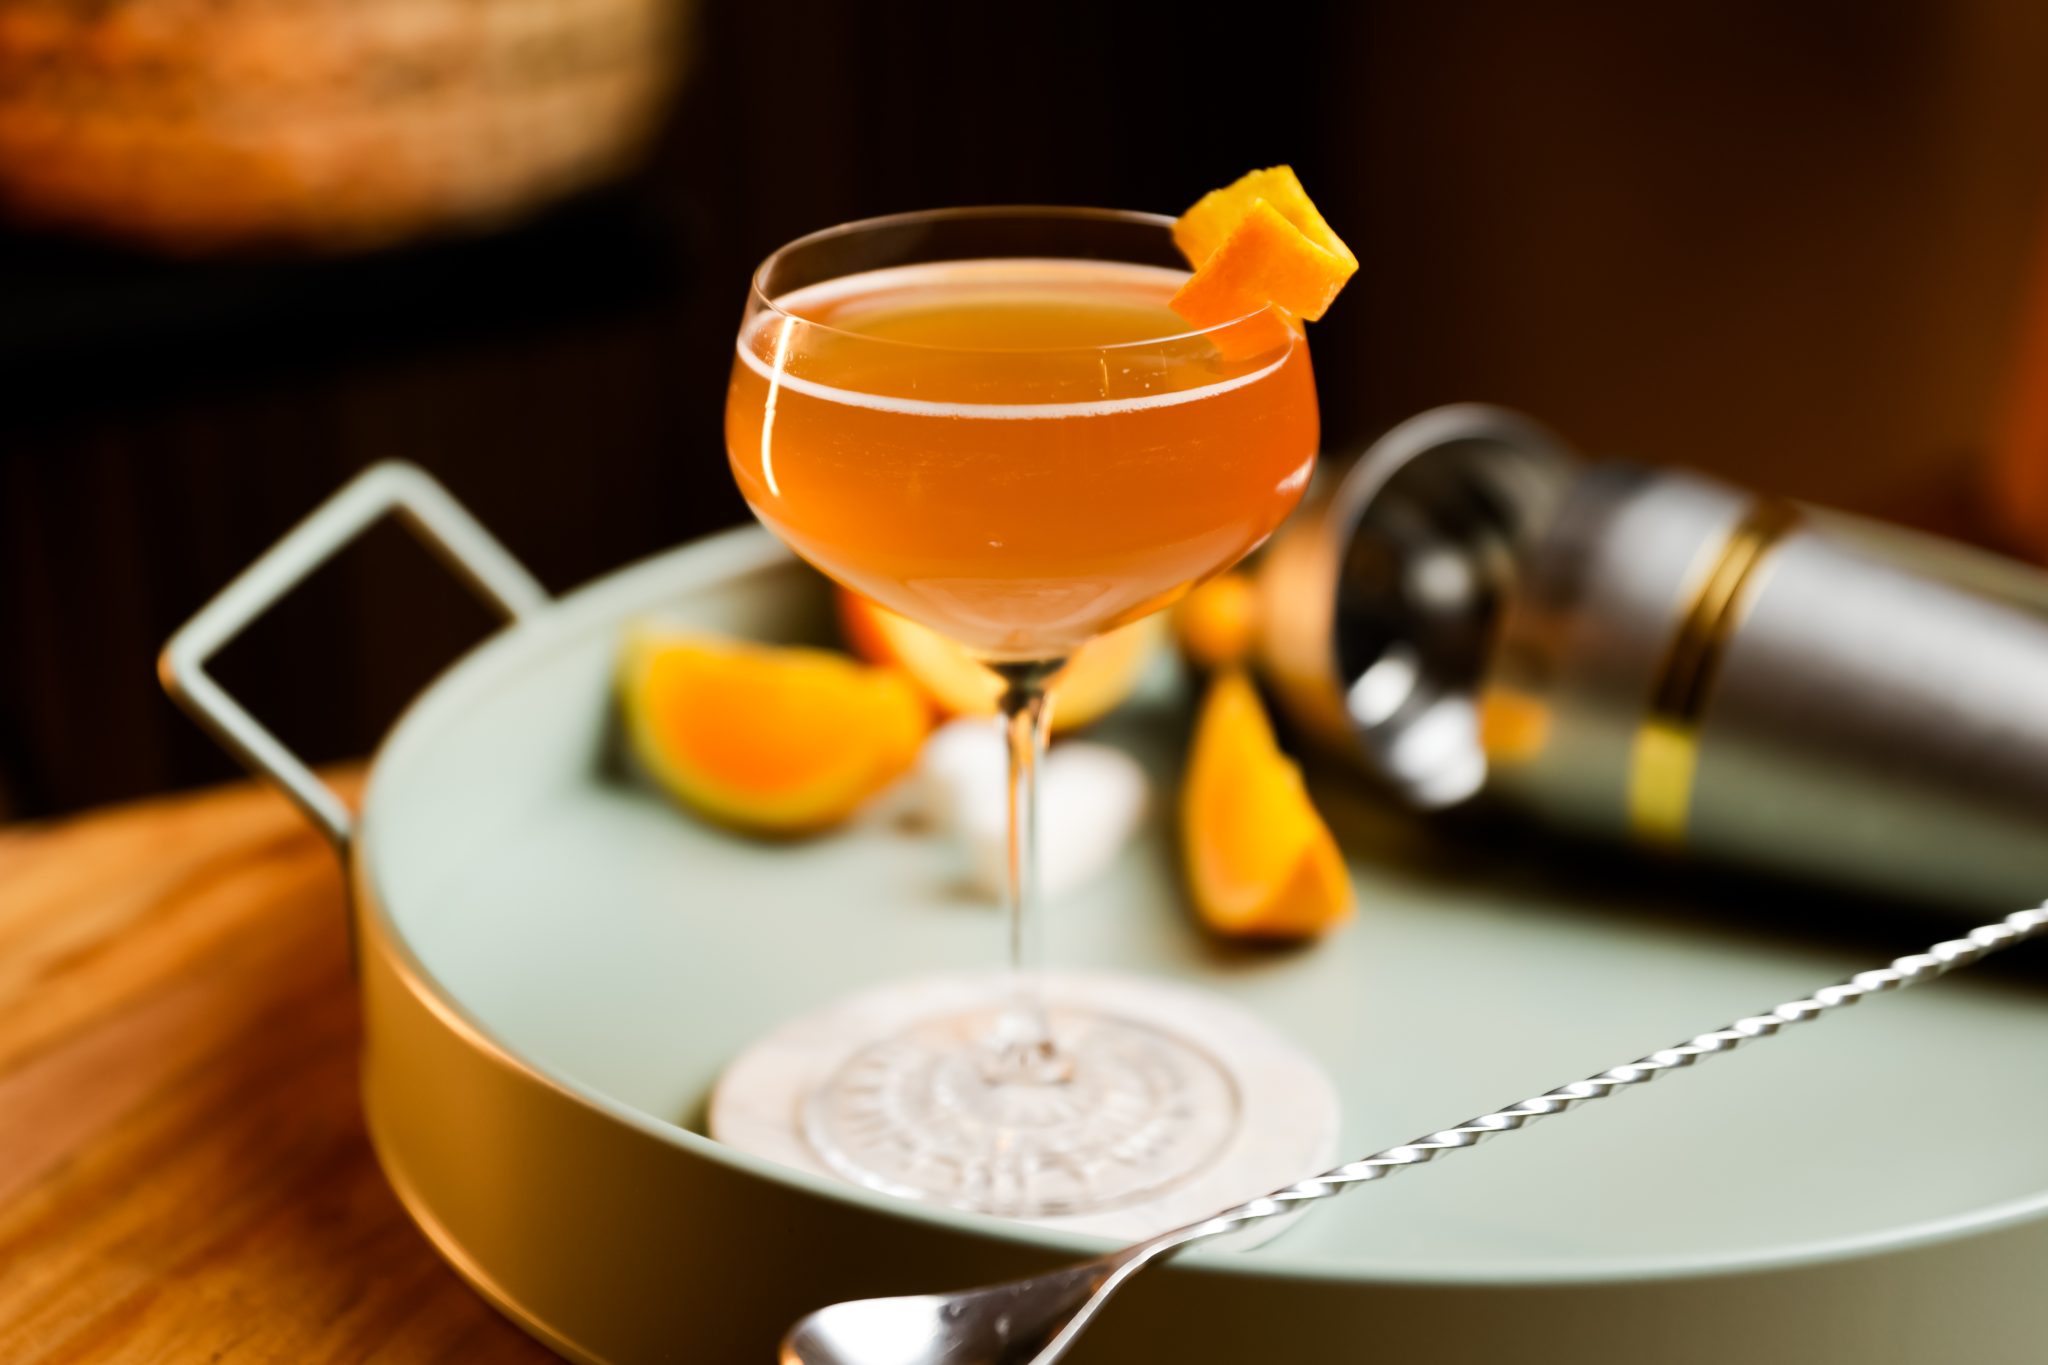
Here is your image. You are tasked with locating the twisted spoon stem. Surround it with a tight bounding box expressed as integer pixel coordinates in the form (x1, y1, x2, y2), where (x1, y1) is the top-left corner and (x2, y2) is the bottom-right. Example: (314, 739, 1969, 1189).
(1153, 904, 2048, 1253)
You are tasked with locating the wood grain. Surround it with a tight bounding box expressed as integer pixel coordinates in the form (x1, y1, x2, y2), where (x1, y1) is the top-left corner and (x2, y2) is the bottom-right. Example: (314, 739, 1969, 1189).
(0, 776, 554, 1364)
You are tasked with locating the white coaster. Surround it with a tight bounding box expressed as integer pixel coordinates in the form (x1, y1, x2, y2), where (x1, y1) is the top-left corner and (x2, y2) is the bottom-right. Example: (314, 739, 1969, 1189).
(710, 971, 1341, 1246)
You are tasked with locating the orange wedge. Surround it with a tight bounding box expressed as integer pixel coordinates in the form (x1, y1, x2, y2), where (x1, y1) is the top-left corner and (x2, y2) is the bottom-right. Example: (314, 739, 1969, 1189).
(1169, 166, 1357, 333)
(1182, 670, 1354, 939)
(620, 628, 929, 835)
(838, 588, 1163, 732)
(1171, 572, 1259, 671)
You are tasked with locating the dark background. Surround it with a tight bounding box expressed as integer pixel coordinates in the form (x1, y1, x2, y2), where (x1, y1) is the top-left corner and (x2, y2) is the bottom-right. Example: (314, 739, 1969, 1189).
(6, 0, 2048, 820)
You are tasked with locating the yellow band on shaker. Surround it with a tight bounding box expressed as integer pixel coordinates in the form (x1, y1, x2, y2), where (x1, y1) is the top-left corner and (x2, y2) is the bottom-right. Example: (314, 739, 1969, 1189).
(1628, 498, 1800, 846)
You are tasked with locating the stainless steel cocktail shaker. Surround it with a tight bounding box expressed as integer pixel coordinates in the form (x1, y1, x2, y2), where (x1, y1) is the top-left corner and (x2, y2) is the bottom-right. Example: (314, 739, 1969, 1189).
(1260, 404, 2048, 909)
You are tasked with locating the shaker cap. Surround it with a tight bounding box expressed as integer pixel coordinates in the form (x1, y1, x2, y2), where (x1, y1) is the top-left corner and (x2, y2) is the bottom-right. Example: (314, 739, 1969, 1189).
(1308, 404, 1575, 807)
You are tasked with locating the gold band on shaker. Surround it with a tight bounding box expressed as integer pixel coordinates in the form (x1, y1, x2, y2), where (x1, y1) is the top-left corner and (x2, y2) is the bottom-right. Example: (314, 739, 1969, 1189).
(1627, 498, 1800, 846)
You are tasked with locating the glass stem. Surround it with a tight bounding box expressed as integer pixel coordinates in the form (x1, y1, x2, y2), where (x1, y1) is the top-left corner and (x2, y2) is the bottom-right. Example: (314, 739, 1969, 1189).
(989, 659, 1065, 1083)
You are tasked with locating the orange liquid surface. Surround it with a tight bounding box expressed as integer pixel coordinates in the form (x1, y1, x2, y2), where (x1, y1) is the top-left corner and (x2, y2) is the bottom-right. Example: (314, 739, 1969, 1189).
(727, 259, 1318, 658)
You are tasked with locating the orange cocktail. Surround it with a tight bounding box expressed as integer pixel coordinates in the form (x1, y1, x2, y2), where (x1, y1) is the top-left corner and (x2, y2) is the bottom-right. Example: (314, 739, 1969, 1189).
(727, 255, 1317, 660)
(721, 203, 1342, 1220)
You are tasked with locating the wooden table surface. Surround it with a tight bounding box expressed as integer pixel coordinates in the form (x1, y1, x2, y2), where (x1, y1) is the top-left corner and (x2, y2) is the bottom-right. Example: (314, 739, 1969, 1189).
(0, 775, 554, 1364)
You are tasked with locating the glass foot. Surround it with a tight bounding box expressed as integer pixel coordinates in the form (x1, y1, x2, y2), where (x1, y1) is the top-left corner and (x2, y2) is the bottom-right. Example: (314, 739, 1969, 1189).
(803, 1006, 1239, 1218)
(711, 970, 1338, 1241)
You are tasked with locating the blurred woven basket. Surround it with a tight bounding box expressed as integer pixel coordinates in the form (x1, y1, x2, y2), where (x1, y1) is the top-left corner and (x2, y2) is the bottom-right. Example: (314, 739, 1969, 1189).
(0, 0, 688, 255)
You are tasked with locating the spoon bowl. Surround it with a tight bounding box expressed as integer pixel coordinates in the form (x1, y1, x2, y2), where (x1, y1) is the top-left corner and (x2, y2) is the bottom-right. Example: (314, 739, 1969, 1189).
(781, 1251, 1142, 1365)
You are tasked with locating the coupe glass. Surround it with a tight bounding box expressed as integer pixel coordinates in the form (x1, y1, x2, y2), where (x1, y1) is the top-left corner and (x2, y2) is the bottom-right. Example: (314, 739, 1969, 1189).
(725, 207, 1319, 1216)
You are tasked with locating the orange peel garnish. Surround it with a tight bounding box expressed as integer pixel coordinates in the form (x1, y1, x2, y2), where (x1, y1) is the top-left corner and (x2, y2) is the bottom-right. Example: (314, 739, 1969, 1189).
(1174, 165, 1357, 275)
(1170, 165, 1356, 336)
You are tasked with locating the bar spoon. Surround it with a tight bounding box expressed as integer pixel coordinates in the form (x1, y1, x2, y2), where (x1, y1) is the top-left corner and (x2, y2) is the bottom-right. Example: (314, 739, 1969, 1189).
(783, 905, 2048, 1365)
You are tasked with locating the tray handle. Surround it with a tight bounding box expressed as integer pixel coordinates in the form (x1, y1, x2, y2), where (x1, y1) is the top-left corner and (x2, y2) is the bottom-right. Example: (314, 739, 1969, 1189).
(159, 461, 549, 857)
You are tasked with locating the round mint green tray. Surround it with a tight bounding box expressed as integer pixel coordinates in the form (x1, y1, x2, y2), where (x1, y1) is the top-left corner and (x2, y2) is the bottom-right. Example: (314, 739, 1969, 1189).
(163, 465, 2048, 1364)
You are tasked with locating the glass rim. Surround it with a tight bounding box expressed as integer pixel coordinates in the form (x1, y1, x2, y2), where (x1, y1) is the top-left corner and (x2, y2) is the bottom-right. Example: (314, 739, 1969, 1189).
(745, 204, 1282, 354)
